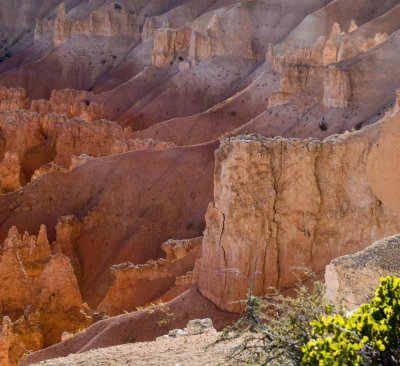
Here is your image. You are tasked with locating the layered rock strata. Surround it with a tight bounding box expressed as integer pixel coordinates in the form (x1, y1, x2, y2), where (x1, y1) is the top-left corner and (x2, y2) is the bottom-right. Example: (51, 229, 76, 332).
(98, 237, 202, 316)
(0, 89, 181, 191)
(35, 3, 143, 48)
(30, 89, 106, 123)
(0, 87, 107, 124)
(152, 4, 255, 68)
(194, 109, 400, 312)
(0, 110, 128, 180)
(0, 88, 30, 112)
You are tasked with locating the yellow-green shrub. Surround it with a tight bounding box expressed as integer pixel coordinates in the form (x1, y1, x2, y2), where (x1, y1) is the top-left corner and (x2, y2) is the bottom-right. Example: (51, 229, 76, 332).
(302, 276, 400, 365)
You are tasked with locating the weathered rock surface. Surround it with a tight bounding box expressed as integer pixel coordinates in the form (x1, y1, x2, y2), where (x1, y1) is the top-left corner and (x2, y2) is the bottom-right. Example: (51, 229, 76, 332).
(194, 109, 400, 312)
(35, 3, 143, 48)
(0, 226, 92, 364)
(110, 138, 175, 155)
(0, 314, 43, 366)
(0, 88, 30, 112)
(0, 0, 400, 363)
(98, 237, 202, 316)
(323, 66, 351, 108)
(0, 152, 24, 193)
(0, 105, 132, 189)
(325, 235, 400, 311)
(30, 89, 106, 123)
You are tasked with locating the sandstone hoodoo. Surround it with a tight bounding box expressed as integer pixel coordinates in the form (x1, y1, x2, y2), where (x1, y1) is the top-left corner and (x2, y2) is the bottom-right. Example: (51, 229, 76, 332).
(0, 0, 400, 365)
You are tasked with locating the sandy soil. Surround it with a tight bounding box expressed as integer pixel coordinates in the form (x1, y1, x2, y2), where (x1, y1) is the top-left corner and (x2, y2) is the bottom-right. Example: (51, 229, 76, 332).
(33, 334, 237, 366)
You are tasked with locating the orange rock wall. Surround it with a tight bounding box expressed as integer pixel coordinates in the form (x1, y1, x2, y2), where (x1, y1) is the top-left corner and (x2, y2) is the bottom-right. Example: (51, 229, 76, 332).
(194, 110, 400, 312)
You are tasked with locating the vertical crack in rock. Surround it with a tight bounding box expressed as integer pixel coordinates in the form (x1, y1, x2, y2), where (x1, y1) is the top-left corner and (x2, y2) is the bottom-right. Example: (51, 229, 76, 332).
(311, 140, 322, 270)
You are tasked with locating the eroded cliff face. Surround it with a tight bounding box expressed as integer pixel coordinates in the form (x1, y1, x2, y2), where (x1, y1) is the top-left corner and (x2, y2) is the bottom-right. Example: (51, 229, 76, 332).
(0, 87, 135, 190)
(0, 226, 93, 365)
(30, 89, 106, 123)
(35, 3, 143, 48)
(194, 110, 400, 312)
(98, 237, 202, 316)
(152, 3, 255, 68)
(266, 11, 400, 112)
(1, 0, 400, 362)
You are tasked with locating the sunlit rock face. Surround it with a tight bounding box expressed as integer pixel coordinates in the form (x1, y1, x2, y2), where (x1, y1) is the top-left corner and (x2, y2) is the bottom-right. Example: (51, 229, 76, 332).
(195, 110, 400, 312)
(0, 226, 93, 365)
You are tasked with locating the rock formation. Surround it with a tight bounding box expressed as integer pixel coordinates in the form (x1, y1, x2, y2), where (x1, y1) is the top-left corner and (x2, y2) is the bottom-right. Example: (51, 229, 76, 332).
(0, 0, 399, 363)
(35, 3, 143, 48)
(0, 152, 24, 193)
(30, 89, 106, 123)
(194, 109, 400, 312)
(152, 27, 191, 68)
(98, 237, 202, 316)
(152, 4, 255, 68)
(0, 226, 93, 364)
(111, 138, 175, 155)
(325, 234, 400, 310)
(0, 88, 30, 112)
(0, 314, 43, 366)
(322, 66, 351, 108)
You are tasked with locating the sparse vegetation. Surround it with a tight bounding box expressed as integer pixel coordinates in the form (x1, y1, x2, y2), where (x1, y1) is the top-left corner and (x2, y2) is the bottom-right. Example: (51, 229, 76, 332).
(157, 319, 169, 328)
(114, 3, 122, 10)
(155, 302, 175, 328)
(217, 275, 400, 365)
(303, 276, 400, 365)
(215, 272, 330, 365)
(319, 118, 328, 131)
(355, 120, 365, 130)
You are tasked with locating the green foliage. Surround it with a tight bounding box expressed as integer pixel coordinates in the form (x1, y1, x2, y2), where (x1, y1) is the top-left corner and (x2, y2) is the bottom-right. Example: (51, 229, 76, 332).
(215, 273, 330, 365)
(302, 276, 400, 365)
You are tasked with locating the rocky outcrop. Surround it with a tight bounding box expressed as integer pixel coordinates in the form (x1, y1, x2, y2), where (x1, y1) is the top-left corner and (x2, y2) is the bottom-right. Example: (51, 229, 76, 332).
(0, 226, 93, 363)
(0, 152, 24, 193)
(98, 237, 202, 316)
(52, 216, 82, 280)
(152, 27, 191, 68)
(0, 314, 43, 366)
(322, 23, 341, 65)
(348, 20, 358, 33)
(270, 13, 394, 70)
(322, 66, 351, 108)
(35, 3, 143, 48)
(141, 18, 155, 41)
(152, 4, 254, 68)
(41, 115, 127, 167)
(194, 109, 400, 312)
(0, 88, 30, 112)
(325, 235, 400, 310)
(111, 138, 175, 155)
(31, 162, 67, 181)
(0, 87, 107, 125)
(336, 32, 388, 63)
(0, 108, 132, 186)
(30, 89, 106, 123)
(34, 254, 92, 346)
(279, 64, 310, 95)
